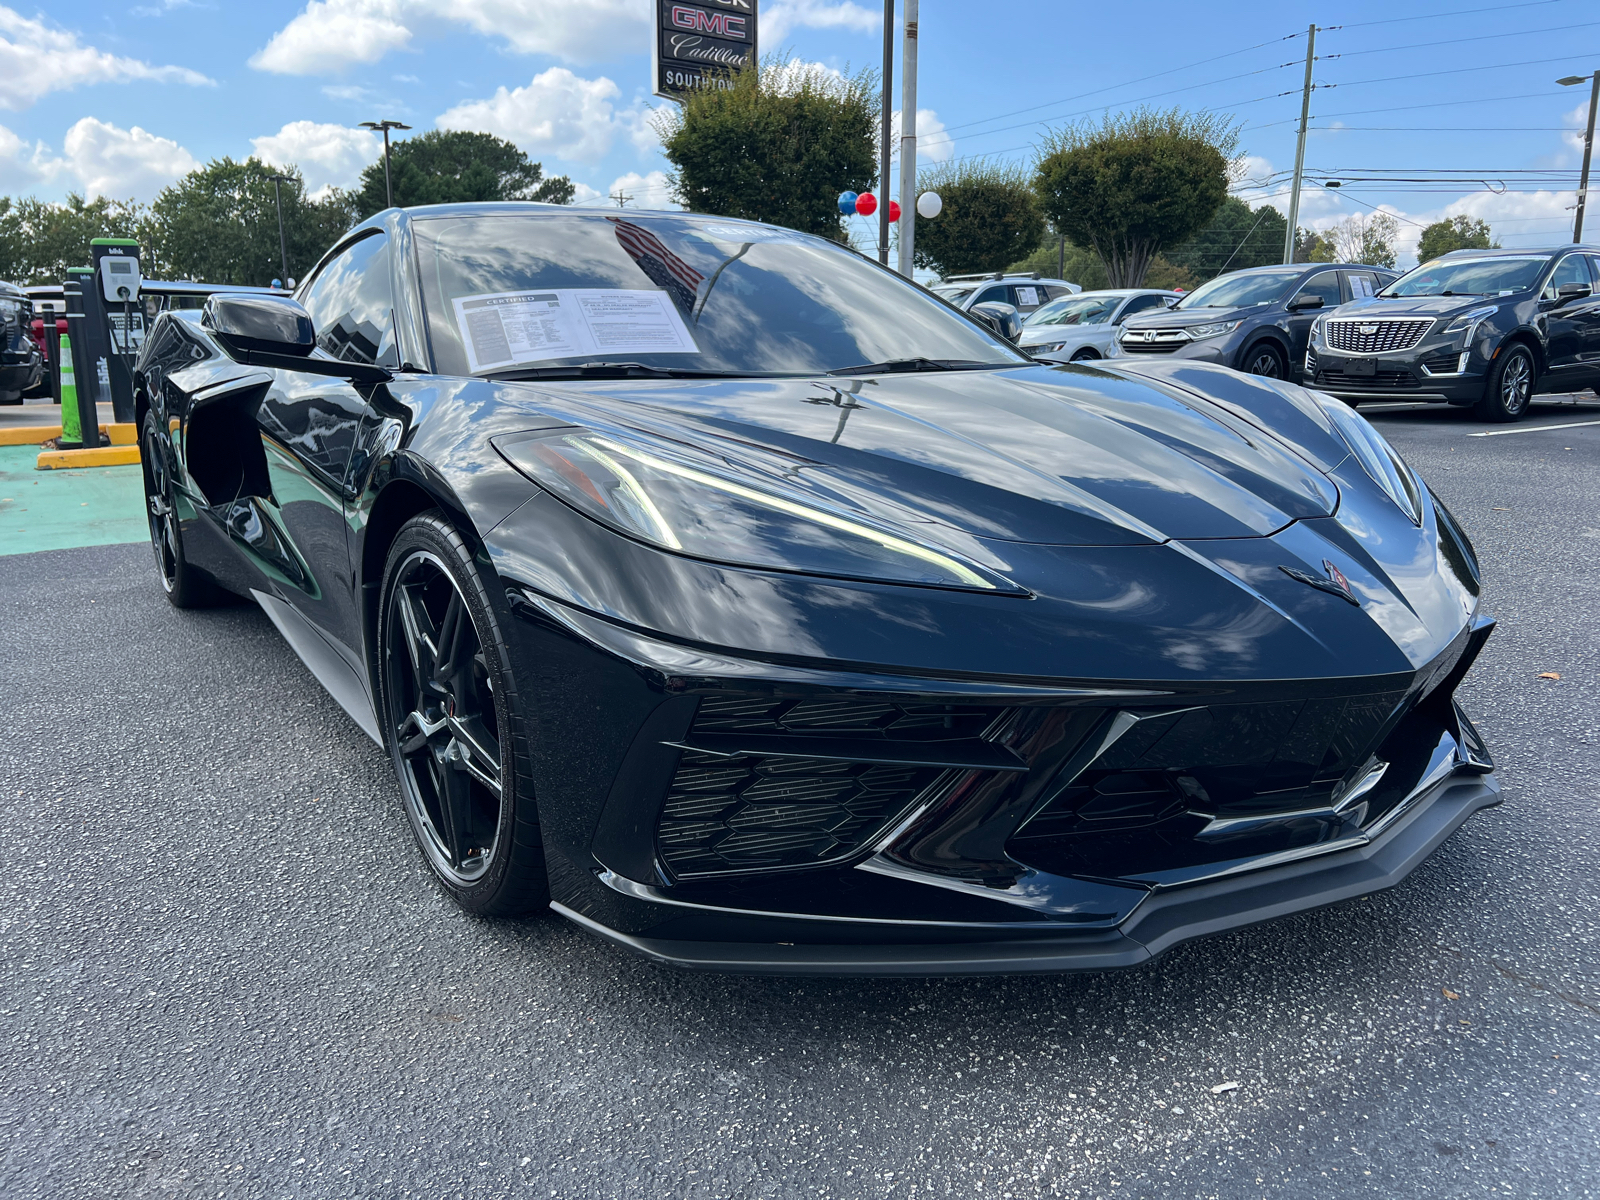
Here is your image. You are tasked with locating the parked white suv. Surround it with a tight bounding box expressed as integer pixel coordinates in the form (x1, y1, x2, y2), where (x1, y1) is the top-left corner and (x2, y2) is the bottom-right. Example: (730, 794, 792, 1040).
(931, 272, 1081, 318)
(1022, 289, 1181, 362)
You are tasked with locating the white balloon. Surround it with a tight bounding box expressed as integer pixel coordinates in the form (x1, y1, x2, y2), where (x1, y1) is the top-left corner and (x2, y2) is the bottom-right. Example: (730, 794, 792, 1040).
(916, 191, 942, 219)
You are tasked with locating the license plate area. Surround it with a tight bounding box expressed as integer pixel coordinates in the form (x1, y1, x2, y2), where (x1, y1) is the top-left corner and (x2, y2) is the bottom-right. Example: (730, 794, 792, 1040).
(1345, 358, 1377, 377)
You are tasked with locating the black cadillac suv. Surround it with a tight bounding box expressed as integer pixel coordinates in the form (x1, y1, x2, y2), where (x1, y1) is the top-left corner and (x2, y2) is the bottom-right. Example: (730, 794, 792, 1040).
(1112, 261, 1398, 382)
(0, 280, 44, 405)
(1303, 245, 1600, 421)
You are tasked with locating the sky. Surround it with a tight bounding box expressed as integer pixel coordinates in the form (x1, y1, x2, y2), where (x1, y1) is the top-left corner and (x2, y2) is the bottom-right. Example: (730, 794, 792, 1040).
(0, 0, 1594, 270)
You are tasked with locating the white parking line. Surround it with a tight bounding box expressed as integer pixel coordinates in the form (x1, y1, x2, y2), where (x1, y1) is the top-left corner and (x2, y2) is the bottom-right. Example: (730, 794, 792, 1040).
(1467, 419, 1600, 438)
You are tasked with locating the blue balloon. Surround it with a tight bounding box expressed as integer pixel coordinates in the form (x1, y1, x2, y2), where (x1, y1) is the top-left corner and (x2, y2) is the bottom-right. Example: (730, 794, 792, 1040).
(837, 190, 858, 215)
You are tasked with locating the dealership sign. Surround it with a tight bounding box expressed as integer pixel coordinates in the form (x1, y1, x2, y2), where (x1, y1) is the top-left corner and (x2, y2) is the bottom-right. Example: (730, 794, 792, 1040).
(653, 0, 757, 100)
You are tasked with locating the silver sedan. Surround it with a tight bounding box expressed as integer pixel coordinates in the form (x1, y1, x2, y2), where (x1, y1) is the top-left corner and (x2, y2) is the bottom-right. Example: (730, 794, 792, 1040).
(1021, 289, 1181, 362)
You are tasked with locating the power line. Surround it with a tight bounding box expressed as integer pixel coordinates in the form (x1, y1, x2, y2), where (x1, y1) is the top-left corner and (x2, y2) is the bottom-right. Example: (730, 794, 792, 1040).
(1315, 52, 1600, 93)
(1320, 20, 1600, 60)
(1324, 0, 1571, 31)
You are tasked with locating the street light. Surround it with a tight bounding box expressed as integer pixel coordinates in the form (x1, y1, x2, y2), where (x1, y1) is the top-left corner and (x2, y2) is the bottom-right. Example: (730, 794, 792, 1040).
(266, 172, 294, 287)
(359, 119, 412, 209)
(1557, 72, 1599, 242)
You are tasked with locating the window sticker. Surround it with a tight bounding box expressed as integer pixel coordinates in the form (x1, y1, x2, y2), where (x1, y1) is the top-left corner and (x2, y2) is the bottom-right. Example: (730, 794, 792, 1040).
(451, 288, 699, 373)
(1015, 286, 1039, 307)
(1350, 275, 1374, 298)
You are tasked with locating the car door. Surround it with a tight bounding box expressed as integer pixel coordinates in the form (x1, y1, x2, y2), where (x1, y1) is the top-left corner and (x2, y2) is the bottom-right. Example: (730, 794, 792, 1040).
(254, 230, 398, 660)
(1540, 253, 1594, 384)
(1285, 270, 1342, 364)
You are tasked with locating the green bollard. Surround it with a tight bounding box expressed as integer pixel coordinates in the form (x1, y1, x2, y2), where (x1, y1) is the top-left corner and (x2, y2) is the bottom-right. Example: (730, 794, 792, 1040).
(58, 332, 82, 447)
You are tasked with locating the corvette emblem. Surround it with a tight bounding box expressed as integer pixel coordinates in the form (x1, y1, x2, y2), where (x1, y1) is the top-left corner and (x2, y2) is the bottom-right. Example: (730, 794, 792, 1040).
(1280, 559, 1360, 605)
(1358, 323, 1378, 336)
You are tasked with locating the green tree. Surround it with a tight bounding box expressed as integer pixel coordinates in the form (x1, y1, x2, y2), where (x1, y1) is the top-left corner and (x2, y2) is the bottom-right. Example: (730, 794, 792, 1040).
(1295, 227, 1337, 263)
(355, 130, 573, 218)
(1006, 228, 1198, 291)
(0, 193, 154, 285)
(1416, 214, 1496, 263)
(1034, 107, 1237, 287)
(656, 55, 877, 238)
(912, 159, 1045, 276)
(1166, 197, 1287, 281)
(148, 158, 356, 286)
(1329, 211, 1399, 269)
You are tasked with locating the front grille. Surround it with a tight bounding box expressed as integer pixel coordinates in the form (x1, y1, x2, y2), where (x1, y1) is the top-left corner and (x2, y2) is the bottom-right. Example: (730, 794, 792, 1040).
(1325, 318, 1433, 354)
(1315, 366, 1419, 391)
(657, 695, 1005, 878)
(1120, 335, 1186, 354)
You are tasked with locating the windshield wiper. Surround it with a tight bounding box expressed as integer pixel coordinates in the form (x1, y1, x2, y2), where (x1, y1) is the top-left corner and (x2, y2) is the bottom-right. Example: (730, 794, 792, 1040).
(826, 357, 1002, 375)
(484, 361, 756, 381)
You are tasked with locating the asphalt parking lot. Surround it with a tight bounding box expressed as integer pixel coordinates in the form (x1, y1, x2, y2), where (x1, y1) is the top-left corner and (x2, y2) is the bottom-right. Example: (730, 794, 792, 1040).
(2, 397, 1597, 1199)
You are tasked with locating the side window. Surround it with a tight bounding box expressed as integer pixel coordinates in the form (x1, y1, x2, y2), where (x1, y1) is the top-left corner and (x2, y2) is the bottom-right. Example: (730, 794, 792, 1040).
(1345, 271, 1379, 300)
(298, 233, 398, 367)
(1293, 271, 1342, 309)
(1119, 294, 1168, 320)
(973, 286, 1013, 307)
(1042, 285, 1075, 301)
(1544, 254, 1593, 300)
(1012, 284, 1044, 311)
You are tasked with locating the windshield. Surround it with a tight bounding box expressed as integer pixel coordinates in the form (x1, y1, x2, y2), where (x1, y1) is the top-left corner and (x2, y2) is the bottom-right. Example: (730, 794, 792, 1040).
(1025, 294, 1118, 327)
(1175, 269, 1302, 310)
(413, 214, 1025, 377)
(1381, 255, 1549, 298)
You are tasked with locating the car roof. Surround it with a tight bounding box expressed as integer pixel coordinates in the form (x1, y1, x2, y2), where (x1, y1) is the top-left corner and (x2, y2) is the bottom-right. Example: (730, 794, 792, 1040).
(1434, 245, 1595, 258)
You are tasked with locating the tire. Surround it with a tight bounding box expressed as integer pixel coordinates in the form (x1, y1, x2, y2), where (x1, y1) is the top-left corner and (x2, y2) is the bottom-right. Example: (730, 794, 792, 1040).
(1474, 343, 1536, 422)
(140, 411, 223, 608)
(1241, 341, 1286, 379)
(1069, 348, 1100, 362)
(377, 512, 548, 917)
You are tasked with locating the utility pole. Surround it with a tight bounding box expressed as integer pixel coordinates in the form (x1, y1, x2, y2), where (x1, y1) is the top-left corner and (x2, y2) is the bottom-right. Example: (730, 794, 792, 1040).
(1282, 24, 1316, 264)
(878, 0, 894, 265)
(1558, 71, 1600, 241)
(359, 119, 412, 209)
(610, 188, 633, 208)
(267, 172, 293, 285)
(896, 0, 918, 277)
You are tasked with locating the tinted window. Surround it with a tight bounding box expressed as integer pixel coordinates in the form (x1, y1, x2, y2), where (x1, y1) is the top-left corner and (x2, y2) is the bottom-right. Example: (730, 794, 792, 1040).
(1293, 271, 1342, 308)
(1544, 254, 1592, 300)
(1385, 255, 1549, 298)
(1345, 272, 1380, 300)
(1042, 285, 1076, 301)
(1011, 283, 1045, 310)
(1119, 293, 1169, 319)
(1175, 269, 1302, 309)
(299, 232, 397, 367)
(973, 286, 1013, 307)
(413, 214, 1023, 377)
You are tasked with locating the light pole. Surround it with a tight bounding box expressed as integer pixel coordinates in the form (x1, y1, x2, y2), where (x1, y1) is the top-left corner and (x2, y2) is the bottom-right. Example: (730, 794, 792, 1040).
(877, 0, 893, 266)
(267, 172, 293, 286)
(359, 119, 412, 209)
(1557, 72, 1600, 242)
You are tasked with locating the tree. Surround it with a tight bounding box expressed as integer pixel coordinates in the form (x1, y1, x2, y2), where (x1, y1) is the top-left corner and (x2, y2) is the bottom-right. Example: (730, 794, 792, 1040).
(1166, 198, 1287, 281)
(1295, 227, 1337, 263)
(1328, 211, 1399, 269)
(355, 130, 573, 218)
(656, 55, 877, 238)
(911, 159, 1044, 276)
(148, 158, 357, 286)
(1006, 228, 1198, 291)
(0, 193, 154, 285)
(1034, 107, 1238, 287)
(1417, 214, 1496, 262)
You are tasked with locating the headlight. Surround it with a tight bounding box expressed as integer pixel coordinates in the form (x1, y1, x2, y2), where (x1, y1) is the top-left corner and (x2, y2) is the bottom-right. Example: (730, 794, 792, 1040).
(1314, 396, 1422, 525)
(1187, 320, 1241, 339)
(495, 430, 1015, 592)
(1441, 305, 1497, 345)
(1309, 313, 1328, 341)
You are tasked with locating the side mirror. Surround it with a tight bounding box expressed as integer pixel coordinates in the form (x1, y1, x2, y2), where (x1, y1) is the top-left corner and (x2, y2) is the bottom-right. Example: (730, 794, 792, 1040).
(1556, 281, 1592, 303)
(970, 300, 1023, 343)
(201, 292, 391, 383)
(1287, 293, 1325, 311)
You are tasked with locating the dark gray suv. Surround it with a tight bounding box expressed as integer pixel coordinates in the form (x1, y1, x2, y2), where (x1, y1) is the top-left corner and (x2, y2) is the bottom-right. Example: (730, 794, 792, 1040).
(1112, 262, 1398, 382)
(1303, 245, 1600, 421)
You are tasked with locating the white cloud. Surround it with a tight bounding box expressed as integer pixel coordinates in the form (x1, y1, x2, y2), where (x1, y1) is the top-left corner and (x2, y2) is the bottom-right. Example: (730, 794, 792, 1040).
(251, 0, 649, 75)
(609, 170, 674, 209)
(60, 117, 197, 200)
(0, 122, 58, 191)
(891, 108, 952, 165)
(435, 67, 625, 164)
(763, 0, 879, 42)
(569, 180, 603, 205)
(0, 6, 212, 110)
(250, 0, 412, 76)
(252, 121, 379, 193)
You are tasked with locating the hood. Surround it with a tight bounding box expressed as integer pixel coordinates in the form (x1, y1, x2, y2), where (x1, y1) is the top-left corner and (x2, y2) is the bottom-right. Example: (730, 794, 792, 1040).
(1120, 306, 1260, 332)
(492, 363, 1340, 548)
(1329, 294, 1503, 320)
(1018, 322, 1103, 346)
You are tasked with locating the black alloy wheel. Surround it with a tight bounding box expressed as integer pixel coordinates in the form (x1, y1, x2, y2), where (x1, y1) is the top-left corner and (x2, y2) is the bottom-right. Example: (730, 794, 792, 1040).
(378, 512, 547, 916)
(139, 411, 220, 608)
(1242, 342, 1286, 379)
(1069, 348, 1100, 362)
(1476, 343, 1535, 422)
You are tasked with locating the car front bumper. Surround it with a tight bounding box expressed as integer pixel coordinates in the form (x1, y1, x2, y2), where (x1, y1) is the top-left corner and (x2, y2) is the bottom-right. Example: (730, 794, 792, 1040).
(1302, 343, 1485, 404)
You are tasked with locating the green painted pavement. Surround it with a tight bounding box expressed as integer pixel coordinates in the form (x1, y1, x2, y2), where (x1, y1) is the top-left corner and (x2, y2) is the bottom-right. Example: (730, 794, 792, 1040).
(0, 445, 147, 556)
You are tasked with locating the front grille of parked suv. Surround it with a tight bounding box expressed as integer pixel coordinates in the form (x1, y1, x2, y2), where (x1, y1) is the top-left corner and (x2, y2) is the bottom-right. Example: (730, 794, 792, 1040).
(1324, 318, 1434, 354)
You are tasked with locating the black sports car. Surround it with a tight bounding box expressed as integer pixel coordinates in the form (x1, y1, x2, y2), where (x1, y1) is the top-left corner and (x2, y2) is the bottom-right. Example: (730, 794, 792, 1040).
(133, 203, 1499, 975)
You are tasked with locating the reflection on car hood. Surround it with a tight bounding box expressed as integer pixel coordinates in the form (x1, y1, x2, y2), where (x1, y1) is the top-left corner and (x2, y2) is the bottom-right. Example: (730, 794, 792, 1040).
(1120, 306, 1259, 331)
(504, 363, 1340, 546)
(1018, 323, 1103, 345)
(1334, 295, 1504, 319)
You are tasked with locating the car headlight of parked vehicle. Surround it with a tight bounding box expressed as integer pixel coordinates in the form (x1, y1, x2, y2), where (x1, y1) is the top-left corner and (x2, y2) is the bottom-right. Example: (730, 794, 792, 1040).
(1440, 305, 1498, 347)
(1314, 395, 1423, 525)
(496, 430, 1016, 592)
(1186, 319, 1242, 340)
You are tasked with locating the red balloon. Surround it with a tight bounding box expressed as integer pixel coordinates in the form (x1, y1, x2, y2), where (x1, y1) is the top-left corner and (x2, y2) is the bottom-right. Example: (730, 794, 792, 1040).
(888, 200, 902, 222)
(854, 191, 877, 217)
